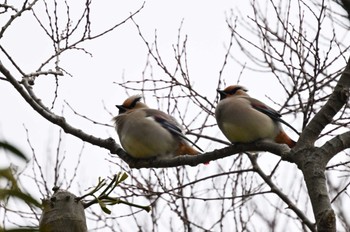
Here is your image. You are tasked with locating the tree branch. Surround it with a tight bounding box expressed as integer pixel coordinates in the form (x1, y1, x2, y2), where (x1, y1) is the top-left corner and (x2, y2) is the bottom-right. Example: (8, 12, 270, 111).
(0, 61, 122, 151)
(126, 141, 290, 169)
(320, 131, 350, 163)
(0, 60, 294, 169)
(298, 149, 336, 232)
(247, 153, 316, 231)
(296, 58, 350, 148)
(0, 0, 39, 39)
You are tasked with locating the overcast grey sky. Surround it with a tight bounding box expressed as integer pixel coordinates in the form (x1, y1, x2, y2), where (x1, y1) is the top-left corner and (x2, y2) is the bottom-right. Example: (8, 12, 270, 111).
(1, 0, 349, 231)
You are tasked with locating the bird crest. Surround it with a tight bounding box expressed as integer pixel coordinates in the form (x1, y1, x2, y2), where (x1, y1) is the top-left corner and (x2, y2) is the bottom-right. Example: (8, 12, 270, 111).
(217, 85, 248, 100)
(116, 95, 145, 114)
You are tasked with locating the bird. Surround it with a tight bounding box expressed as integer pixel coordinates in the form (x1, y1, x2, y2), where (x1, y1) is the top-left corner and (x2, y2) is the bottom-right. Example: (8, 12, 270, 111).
(113, 95, 203, 158)
(215, 85, 298, 148)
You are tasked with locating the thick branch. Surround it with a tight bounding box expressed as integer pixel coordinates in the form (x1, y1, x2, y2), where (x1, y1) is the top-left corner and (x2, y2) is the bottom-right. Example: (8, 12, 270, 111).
(0, 61, 123, 150)
(40, 189, 87, 232)
(1, 59, 293, 169)
(298, 149, 336, 232)
(336, 0, 350, 22)
(126, 141, 290, 168)
(285, 58, 350, 232)
(296, 59, 350, 148)
(320, 131, 350, 163)
(1, 61, 295, 171)
(247, 153, 316, 231)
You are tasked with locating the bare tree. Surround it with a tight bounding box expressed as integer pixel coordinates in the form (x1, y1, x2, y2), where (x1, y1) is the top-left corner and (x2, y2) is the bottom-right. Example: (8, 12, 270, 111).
(1, 0, 350, 231)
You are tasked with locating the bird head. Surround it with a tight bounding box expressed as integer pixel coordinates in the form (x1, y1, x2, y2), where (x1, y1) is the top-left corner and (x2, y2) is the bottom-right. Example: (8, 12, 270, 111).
(116, 95, 148, 114)
(217, 85, 248, 100)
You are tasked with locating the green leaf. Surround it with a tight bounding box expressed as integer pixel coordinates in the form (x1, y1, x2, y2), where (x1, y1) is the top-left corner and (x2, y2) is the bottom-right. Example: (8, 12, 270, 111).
(97, 199, 111, 214)
(0, 168, 17, 186)
(119, 172, 128, 182)
(116, 172, 128, 185)
(0, 189, 41, 208)
(0, 141, 28, 161)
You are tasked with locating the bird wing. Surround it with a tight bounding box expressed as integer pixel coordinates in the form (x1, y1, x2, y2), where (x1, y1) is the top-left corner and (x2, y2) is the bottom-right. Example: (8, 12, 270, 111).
(144, 109, 203, 152)
(249, 98, 300, 135)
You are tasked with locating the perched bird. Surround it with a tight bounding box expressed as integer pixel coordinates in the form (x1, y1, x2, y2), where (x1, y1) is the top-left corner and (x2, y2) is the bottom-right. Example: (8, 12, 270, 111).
(215, 85, 298, 148)
(113, 95, 203, 158)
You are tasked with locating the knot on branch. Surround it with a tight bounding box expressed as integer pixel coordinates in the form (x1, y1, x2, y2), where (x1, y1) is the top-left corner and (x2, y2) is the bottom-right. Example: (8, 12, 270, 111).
(339, 86, 349, 102)
(318, 209, 336, 232)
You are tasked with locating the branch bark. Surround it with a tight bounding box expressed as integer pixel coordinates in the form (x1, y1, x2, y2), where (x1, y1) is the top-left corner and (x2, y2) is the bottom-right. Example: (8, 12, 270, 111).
(296, 59, 350, 149)
(289, 58, 350, 232)
(297, 148, 336, 232)
(247, 153, 316, 231)
(0, 60, 292, 169)
(40, 189, 87, 232)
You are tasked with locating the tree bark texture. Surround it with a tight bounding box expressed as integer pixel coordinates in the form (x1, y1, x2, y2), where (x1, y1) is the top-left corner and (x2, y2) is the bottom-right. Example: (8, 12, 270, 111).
(39, 189, 87, 232)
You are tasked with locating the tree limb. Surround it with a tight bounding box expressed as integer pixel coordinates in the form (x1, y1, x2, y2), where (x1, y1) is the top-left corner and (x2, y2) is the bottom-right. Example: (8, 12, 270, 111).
(296, 59, 350, 148)
(247, 153, 316, 232)
(320, 131, 350, 163)
(1, 59, 293, 169)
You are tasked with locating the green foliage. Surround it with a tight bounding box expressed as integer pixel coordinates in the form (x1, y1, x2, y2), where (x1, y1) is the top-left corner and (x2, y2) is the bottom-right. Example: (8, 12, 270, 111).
(0, 141, 28, 161)
(0, 140, 41, 223)
(0, 142, 40, 231)
(80, 172, 151, 214)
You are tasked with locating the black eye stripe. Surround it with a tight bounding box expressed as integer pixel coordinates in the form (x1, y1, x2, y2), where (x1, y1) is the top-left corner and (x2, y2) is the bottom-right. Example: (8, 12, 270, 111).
(119, 107, 126, 114)
(116, 105, 127, 114)
(129, 97, 142, 109)
(227, 87, 242, 94)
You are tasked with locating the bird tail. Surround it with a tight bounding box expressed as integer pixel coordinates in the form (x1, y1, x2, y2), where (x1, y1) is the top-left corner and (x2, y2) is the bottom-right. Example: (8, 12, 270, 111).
(176, 142, 210, 165)
(274, 131, 296, 148)
(176, 142, 201, 156)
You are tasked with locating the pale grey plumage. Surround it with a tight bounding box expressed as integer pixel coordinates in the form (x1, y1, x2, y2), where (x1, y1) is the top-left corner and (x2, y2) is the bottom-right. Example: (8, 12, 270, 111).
(215, 85, 296, 148)
(113, 95, 201, 158)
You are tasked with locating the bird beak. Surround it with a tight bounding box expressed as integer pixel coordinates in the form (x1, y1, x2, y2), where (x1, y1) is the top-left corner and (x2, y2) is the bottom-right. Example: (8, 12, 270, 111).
(116, 105, 127, 114)
(217, 89, 227, 100)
